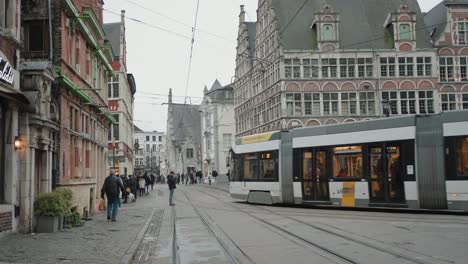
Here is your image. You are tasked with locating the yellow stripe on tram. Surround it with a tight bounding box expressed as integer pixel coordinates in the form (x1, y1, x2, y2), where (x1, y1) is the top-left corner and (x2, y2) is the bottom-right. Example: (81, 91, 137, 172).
(341, 182, 356, 207)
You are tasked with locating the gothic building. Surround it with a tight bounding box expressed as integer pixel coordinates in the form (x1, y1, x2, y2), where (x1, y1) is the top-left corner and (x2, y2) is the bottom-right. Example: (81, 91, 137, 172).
(234, 0, 468, 137)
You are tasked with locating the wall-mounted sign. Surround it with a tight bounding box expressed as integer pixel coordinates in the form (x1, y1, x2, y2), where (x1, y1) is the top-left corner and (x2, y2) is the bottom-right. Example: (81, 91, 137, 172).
(0, 57, 14, 85)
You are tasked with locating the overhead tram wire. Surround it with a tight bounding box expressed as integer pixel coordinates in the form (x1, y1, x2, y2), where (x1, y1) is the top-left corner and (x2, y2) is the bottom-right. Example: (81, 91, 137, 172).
(278, 0, 311, 37)
(125, 0, 234, 43)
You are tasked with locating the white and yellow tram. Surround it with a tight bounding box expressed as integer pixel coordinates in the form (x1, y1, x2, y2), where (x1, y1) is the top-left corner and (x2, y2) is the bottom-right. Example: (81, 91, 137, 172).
(230, 111, 468, 211)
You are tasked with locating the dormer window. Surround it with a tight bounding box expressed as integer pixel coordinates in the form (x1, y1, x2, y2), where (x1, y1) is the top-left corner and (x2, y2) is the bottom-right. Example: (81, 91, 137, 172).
(399, 24, 411, 40)
(458, 22, 468, 44)
(322, 24, 335, 40)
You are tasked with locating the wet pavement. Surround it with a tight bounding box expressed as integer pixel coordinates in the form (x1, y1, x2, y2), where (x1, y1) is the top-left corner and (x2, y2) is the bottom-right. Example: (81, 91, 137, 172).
(0, 183, 468, 264)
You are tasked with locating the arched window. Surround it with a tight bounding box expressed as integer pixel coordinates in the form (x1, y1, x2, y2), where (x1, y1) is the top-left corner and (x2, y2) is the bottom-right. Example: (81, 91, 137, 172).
(399, 24, 411, 40)
(322, 24, 335, 41)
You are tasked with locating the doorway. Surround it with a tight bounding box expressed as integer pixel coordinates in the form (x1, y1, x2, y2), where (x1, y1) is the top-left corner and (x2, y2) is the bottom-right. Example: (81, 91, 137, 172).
(368, 144, 405, 204)
(302, 149, 329, 201)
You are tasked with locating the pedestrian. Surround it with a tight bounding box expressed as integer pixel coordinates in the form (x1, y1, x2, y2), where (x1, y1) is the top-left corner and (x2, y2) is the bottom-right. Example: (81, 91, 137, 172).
(150, 173, 155, 190)
(189, 172, 194, 185)
(144, 173, 151, 194)
(181, 173, 185, 185)
(101, 170, 124, 222)
(138, 175, 146, 197)
(129, 175, 137, 201)
(121, 175, 129, 204)
(208, 172, 212, 185)
(167, 171, 177, 206)
(196, 171, 202, 184)
(212, 170, 218, 185)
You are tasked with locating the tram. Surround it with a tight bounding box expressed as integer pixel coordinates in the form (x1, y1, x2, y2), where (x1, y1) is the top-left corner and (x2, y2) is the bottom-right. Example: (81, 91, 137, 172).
(230, 111, 468, 211)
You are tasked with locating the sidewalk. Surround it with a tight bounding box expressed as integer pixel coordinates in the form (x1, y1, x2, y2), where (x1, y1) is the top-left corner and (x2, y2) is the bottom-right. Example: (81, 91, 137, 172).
(0, 187, 165, 264)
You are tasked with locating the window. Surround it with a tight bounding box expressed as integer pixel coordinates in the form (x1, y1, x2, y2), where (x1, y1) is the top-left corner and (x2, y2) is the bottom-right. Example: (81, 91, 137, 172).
(323, 93, 339, 115)
(382, 91, 398, 115)
(304, 93, 320, 115)
(357, 58, 373, 78)
(322, 24, 335, 41)
(159, 136, 163, 141)
(259, 152, 277, 180)
(107, 75, 119, 98)
(205, 114, 211, 128)
(418, 91, 434, 114)
(340, 58, 355, 78)
(441, 94, 457, 111)
(69, 107, 75, 130)
(458, 22, 468, 44)
(321, 58, 337, 78)
(398, 57, 414, 77)
(400, 91, 416, 114)
(146, 144, 150, 152)
(112, 114, 119, 140)
(285, 59, 301, 79)
(152, 144, 156, 152)
(417, 57, 432, 77)
(223, 133, 232, 149)
(146, 136, 150, 141)
(399, 24, 411, 40)
(243, 153, 258, 180)
(440, 57, 454, 82)
(461, 57, 468, 81)
(25, 21, 49, 52)
(456, 137, 468, 176)
(303, 59, 319, 78)
(186, 148, 194, 158)
(359, 92, 375, 115)
(206, 135, 211, 151)
(463, 94, 468, 109)
(380, 57, 396, 77)
(341, 92, 357, 115)
(152, 136, 156, 142)
(333, 146, 362, 179)
(286, 93, 302, 116)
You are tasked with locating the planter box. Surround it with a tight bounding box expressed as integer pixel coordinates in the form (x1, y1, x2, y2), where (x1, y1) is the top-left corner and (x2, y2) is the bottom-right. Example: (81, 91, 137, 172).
(36, 216, 59, 233)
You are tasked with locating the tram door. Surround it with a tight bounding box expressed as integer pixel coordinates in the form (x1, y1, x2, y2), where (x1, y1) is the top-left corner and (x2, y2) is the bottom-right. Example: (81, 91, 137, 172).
(302, 150, 329, 201)
(369, 145, 405, 204)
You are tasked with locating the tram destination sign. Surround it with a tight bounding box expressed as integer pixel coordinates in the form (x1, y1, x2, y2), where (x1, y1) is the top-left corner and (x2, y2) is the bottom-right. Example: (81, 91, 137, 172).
(0, 56, 14, 85)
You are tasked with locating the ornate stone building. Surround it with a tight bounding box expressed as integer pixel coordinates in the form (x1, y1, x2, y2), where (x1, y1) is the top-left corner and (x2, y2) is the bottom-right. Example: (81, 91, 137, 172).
(234, 0, 447, 137)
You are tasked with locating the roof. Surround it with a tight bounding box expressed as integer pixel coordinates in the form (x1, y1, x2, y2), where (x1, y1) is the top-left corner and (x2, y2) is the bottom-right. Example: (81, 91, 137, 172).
(273, 0, 432, 50)
(170, 104, 201, 145)
(205, 84, 234, 103)
(423, 0, 468, 42)
(134, 125, 143, 132)
(209, 79, 222, 92)
(127, 73, 136, 94)
(103, 22, 121, 59)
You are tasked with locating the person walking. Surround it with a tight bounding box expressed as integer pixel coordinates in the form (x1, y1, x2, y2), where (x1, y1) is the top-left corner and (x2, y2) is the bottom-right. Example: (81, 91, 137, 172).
(150, 173, 155, 190)
(212, 170, 218, 185)
(101, 170, 124, 222)
(129, 175, 137, 201)
(167, 171, 177, 206)
(138, 175, 146, 197)
(196, 171, 202, 184)
(121, 175, 129, 203)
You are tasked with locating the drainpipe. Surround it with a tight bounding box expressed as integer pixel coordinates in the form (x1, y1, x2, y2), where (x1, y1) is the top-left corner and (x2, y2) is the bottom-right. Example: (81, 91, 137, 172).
(48, 0, 53, 61)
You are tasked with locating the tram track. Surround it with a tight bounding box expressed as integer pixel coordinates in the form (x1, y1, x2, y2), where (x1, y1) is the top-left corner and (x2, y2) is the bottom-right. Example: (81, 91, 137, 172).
(178, 189, 255, 264)
(193, 186, 450, 264)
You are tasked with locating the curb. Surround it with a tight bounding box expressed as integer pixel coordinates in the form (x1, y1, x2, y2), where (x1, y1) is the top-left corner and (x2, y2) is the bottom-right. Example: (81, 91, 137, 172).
(120, 207, 157, 264)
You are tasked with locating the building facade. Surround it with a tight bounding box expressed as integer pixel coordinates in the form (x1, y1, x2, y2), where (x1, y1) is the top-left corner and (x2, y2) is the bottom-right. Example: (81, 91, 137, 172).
(133, 125, 165, 176)
(200, 80, 235, 177)
(234, 0, 465, 137)
(53, 0, 115, 219)
(104, 12, 136, 177)
(165, 89, 202, 175)
(0, 0, 30, 233)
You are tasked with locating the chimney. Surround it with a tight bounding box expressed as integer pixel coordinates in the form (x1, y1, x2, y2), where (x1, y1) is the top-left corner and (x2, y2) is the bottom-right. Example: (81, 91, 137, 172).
(121, 10, 126, 23)
(168, 88, 173, 104)
(239, 5, 246, 24)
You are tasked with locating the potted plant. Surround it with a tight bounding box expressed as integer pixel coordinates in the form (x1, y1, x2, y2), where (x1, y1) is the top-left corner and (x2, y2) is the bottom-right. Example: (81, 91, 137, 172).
(34, 191, 66, 233)
(55, 188, 73, 230)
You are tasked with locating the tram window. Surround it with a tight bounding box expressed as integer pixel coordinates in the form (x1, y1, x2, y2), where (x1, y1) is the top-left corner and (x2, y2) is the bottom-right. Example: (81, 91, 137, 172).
(259, 152, 277, 180)
(457, 137, 468, 176)
(233, 155, 243, 181)
(332, 146, 363, 179)
(243, 153, 258, 180)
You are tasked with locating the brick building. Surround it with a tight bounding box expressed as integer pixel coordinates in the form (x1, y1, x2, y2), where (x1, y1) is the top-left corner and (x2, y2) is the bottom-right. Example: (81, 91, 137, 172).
(104, 11, 137, 177)
(234, 0, 468, 137)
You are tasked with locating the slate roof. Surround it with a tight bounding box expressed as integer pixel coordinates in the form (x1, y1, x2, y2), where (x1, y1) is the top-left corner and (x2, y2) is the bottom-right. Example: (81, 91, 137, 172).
(209, 79, 222, 92)
(103, 22, 120, 59)
(273, 0, 432, 50)
(170, 104, 201, 145)
(134, 125, 143, 132)
(423, 1, 447, 42)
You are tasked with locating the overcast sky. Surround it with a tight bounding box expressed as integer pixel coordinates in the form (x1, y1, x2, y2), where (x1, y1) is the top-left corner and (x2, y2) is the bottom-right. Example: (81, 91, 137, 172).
(102, 0, 442, 132)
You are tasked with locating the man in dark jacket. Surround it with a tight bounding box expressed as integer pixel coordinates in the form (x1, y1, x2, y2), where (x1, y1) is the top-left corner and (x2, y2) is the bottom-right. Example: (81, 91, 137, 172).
(101, 170, 124, 222)
(167, 171, 177, 206)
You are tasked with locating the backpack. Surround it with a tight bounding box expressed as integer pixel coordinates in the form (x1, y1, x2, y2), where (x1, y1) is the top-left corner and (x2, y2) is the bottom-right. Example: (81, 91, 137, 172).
(103, 176, 119, 198)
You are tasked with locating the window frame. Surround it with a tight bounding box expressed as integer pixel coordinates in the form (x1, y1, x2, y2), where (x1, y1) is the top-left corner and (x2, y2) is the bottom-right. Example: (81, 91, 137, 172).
(439, 57, 455, 82)
(445, 136, 468, 180)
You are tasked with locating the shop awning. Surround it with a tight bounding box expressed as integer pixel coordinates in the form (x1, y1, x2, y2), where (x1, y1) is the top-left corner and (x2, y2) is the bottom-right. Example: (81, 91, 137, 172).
(0, 84, 30, 104)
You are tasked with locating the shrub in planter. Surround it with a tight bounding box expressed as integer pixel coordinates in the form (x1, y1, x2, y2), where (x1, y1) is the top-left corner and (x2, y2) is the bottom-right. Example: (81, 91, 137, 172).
(34, 192, 67, 233)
